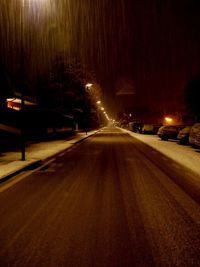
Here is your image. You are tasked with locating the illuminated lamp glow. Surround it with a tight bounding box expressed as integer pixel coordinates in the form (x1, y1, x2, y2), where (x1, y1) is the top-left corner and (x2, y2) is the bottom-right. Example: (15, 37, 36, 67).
(85, 83, 93, 88)
(164, 117, 173, 123)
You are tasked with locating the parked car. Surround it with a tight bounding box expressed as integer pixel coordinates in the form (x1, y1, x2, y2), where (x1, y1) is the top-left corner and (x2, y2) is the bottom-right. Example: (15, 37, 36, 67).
(189, 123, 200, 146)
(157, 125, 185, 141)
(132, 122, 143, 133)
(177, 126, 192, 145)
(153, 124, 163, 134)
(141, 124, 154, 134)
(194, 130, 200, 148)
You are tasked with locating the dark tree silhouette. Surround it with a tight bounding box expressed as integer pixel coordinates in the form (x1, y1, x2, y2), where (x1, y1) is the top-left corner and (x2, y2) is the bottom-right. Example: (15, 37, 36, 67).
(36, 56, 102, 129)
(185, 74, 200, 121)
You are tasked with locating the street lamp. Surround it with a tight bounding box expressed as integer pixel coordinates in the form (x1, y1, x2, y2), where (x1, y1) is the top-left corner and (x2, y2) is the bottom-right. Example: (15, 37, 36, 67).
(84, 83, 93, 133)
(85, 83, 93, 90)
(20, 0, 44, 160)
(20, 0, 46, 161)
(164, 116, 173, 124)
(20, 0, 26, 160)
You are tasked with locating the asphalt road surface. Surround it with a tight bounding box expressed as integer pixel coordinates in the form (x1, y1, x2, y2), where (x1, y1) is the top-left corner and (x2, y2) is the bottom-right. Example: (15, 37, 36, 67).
(1, 127, 200, 267)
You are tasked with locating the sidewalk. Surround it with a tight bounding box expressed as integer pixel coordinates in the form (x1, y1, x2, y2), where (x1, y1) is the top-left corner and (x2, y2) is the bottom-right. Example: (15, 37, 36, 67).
(0, 130, 98, 183)
(120, 127, 200, 178)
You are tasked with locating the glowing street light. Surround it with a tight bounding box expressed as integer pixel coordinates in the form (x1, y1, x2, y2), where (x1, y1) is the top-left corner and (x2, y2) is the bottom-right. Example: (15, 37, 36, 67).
(96, 100, 101, 105)
(85, 83, 93, 90)
(164, 117, 173, 124)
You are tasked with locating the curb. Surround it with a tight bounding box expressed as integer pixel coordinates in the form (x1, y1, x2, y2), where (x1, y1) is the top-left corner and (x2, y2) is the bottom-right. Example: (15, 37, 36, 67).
(0, 130, 99, 184)
(37, 131, 97, 165)
(0, 159, 42, 184)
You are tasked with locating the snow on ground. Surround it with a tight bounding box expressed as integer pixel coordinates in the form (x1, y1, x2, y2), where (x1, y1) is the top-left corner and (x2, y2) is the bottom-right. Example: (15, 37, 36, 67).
(122, 129, 200, 176)
(0, 131, 96, 181)
(1, 128, 200, 181)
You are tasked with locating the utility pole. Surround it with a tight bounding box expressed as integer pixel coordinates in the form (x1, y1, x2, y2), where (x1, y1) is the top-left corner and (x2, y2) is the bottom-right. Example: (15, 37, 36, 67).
(20, 0, 26, 161)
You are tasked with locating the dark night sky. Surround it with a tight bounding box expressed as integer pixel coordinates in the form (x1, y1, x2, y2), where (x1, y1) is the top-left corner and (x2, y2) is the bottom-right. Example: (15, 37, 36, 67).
(1, 0, 200, 116)
(89, 0, 200, 115)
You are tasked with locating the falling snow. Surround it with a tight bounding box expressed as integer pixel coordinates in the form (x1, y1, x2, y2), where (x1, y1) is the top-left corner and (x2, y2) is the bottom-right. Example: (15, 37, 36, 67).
(0, 0, 200, 114)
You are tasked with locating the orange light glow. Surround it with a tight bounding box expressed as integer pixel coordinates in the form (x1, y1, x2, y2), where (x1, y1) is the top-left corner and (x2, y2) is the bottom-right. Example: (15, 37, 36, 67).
(164, 117, 173, 124)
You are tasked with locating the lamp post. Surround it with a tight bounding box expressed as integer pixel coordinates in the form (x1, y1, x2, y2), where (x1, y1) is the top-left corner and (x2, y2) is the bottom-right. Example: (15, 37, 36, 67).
(20, 0, 26, 160)
(84, 83, 93, 134)
(20, 0, 45, 160)
(96, 100, 101, 127)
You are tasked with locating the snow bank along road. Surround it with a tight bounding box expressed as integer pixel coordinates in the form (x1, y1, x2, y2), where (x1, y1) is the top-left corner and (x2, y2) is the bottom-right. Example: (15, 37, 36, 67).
(121, 128, 200, 177)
